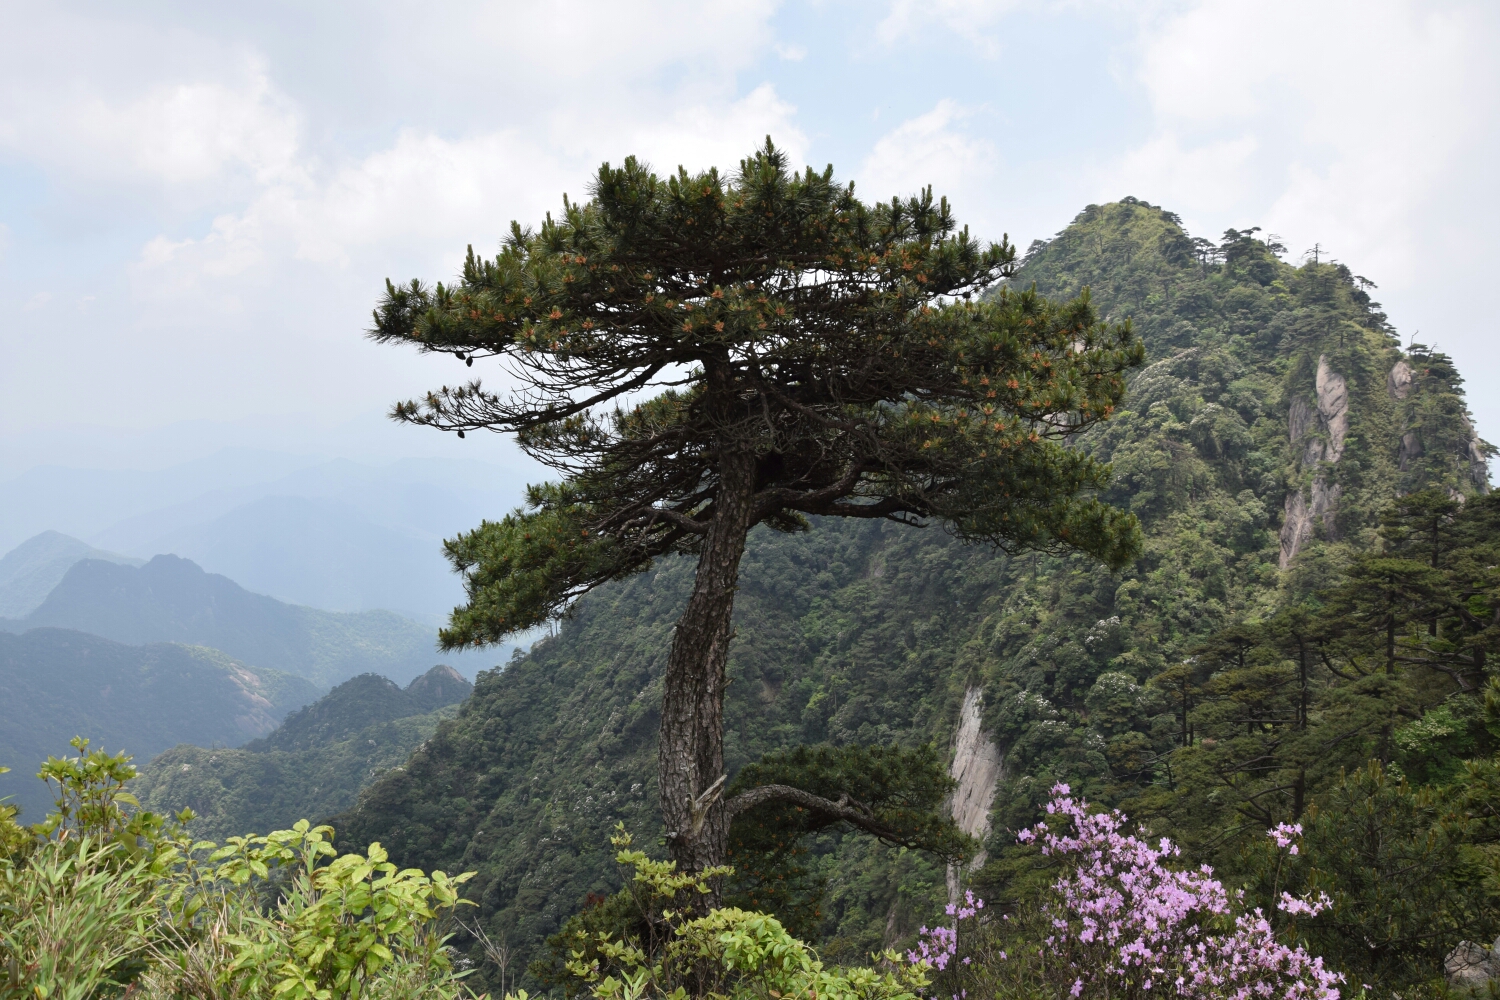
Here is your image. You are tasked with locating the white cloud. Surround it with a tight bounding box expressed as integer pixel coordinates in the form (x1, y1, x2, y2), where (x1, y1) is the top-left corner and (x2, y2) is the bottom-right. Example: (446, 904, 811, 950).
(130, 80, 805, 306)
(0, 68, 302, 200)
(876, 0, 1020, 53)
(858, 100, 998, 219)
(1117, 0, 1498, 285)
(456, 1, 778, 84)
(0, 1, 802, 443)
(1111, 132, 1260, 219)
(74, 74, 301, 187)
(0, 2, 781, 207)
(627, 84, 807, 178)
(0, 10, 301, 202)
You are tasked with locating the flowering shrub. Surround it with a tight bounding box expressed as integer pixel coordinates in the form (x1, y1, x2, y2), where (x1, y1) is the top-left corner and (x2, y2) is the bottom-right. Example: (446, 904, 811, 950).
(910, 784, 1342, 1000)
(906, 891, 983, 973)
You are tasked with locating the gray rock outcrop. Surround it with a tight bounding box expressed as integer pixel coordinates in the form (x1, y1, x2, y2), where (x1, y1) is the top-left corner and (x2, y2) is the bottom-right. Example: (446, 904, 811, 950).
(946, 686, 1002, 902)
(1464, 418, 1491, 492)
(1446, 938, 1500, 993)
(1399, 429, 1423, 472)
(1280, 355, 1349, 568)
(1388, 359, 1413, 401)
(1315, 356, 1350, 464)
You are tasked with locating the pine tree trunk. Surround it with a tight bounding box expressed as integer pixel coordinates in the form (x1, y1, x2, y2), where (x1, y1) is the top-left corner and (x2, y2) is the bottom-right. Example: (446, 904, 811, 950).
(1386, 613, 1396, 676)
(658, 446, 756, 886)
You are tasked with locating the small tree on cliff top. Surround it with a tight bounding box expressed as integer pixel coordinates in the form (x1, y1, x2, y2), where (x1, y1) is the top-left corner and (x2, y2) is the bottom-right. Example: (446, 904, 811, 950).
(369, 141, 1144, 878)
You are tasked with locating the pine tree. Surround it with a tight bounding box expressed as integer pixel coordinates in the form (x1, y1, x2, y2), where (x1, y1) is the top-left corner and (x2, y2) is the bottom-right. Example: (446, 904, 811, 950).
(368, 141, 1144, 878)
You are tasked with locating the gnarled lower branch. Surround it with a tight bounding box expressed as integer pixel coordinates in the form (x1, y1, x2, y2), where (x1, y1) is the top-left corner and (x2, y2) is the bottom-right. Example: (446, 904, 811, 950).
(624, 506, 711, 535)
(724, 783, 925, 851)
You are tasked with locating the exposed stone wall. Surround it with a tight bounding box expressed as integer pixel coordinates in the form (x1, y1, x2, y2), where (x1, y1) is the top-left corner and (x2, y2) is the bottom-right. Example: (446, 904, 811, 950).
(1280, 354, 1349, 568)
(946, 686, 1002, 902)
(1387, 359, 1412, 401)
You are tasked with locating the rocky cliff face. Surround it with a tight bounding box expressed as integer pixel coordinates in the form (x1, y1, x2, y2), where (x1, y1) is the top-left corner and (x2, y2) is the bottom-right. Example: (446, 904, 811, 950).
(1278, 341, 1490, 568)
(1389, 344, 1492, 497)
(946, 687, 1003, 901)
(1280, 354, 1352, 567)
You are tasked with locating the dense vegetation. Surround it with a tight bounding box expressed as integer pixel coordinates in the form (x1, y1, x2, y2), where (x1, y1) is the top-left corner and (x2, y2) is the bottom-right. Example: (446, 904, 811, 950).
(0, 741, 1345, 1000)
(0, 741, 479, 998)
(1, 554, 443, 687)
(4, 197, 1495, 997)
(370, 141, 1143, 883)
(133, 666, 472, 842)
(331, 198, 1495, 994)
(0, 628, 319, 820)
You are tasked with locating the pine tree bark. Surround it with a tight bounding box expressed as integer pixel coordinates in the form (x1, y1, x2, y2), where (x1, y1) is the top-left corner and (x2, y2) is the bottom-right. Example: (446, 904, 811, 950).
(658, 443, 756, 885)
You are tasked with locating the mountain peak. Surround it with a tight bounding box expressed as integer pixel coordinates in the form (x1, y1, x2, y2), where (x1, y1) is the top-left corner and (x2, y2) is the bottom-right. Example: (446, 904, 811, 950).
(0, 531, 143, 619)
(12, 554, 441, 687)
(245, 665, 471, 753)
(405, 663, 472, 712)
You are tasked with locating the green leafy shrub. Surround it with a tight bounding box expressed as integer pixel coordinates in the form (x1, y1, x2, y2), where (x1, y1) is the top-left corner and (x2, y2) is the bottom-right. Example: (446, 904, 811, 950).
(208, 821, 475, 999)
(0, 839, 161, 999)
(556, 825, 926, 1000)
(0, 740, 483, 1000)
(0, 767, 29, 862)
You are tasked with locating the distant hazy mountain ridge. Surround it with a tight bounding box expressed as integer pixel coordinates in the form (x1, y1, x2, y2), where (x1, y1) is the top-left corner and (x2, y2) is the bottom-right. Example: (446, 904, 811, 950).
(0, 536, 496, 822)
(133, 665, 473, 841)
(0, 452, 534, 621)
(1, 554, 441, 687)
(0, 530, 142, 619)
(0, 628, 320, 819)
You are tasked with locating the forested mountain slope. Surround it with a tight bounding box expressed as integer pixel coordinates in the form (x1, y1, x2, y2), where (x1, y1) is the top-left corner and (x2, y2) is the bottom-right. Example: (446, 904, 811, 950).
(330, 200, 1491, 991)
(0, 628, 318, 819)
(133, 666, 472, 841)
(0, 554, 443, 686)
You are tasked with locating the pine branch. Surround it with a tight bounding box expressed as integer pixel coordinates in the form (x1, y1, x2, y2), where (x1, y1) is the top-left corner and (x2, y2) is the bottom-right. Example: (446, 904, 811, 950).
(724, 783, 941, 853)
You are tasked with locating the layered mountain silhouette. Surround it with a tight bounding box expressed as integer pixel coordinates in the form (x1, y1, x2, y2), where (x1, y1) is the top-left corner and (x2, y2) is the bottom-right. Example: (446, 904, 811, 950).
(247, 665, 472, 753)
(0, 531, 142, 619)
(0, 452, 534, 622)
(0, 628, 320, 819)
(0, 554, 441, 687)
(133, 665, 473, 841)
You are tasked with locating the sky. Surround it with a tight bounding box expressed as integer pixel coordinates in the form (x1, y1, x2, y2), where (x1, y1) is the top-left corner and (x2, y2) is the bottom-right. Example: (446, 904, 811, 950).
(1, 0, 1497, 478)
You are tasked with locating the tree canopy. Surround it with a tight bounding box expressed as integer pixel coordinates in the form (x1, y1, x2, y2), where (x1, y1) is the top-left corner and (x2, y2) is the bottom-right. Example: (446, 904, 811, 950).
(370, 140, 1144, 878)
(371, 141, 1144, 648)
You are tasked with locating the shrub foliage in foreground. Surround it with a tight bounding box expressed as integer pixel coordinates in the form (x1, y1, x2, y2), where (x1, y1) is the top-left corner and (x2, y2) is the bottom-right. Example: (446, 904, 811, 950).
(547, 824, 927, 1000)
(0, 739, 476, 999)
(0, 742, 950, 1000)
(0, 740, 1363, 1000)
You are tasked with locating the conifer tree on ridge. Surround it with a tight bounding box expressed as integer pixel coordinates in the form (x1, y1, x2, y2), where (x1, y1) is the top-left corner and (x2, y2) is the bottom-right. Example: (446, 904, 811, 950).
(368, 140, 1145, 880)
